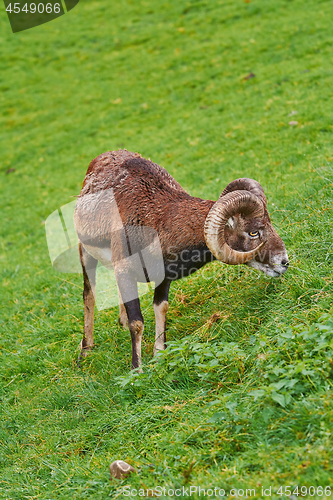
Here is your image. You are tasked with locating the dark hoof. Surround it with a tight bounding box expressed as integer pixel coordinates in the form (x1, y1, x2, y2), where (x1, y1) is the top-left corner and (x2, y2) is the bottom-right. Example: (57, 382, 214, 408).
(77, 341, 93, 367)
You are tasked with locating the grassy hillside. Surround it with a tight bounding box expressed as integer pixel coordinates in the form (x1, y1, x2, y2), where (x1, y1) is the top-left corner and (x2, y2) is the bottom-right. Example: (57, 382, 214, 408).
(0, 0, 332, 498)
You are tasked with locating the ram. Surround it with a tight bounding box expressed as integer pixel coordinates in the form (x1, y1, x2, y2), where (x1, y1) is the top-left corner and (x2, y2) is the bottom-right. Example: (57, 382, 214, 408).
(74, 150, 289, 369)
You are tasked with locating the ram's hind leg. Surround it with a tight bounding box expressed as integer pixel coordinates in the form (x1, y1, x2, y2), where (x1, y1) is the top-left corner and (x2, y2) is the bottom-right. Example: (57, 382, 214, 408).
(118, 286, 128, 329)
(116, 275, 144, 371)
(78, 243, 97, 361)
(153, 279, 171, 355)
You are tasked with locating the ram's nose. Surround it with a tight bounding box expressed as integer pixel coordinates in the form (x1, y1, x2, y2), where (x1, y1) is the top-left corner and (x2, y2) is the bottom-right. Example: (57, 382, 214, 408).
(277, 260, 289, 275)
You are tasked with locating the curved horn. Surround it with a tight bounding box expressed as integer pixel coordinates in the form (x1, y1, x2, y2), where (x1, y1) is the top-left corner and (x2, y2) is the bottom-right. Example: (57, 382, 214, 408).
(221, 178, 267, 207)
(204, 190, 266, 264)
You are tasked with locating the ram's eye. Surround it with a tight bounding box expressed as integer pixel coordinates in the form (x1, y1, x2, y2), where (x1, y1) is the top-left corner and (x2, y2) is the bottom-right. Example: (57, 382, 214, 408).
(249, 231, 259, 237)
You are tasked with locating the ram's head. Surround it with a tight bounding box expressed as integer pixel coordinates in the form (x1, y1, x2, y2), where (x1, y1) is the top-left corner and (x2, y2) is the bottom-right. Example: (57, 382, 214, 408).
(204, 178, 289, 277)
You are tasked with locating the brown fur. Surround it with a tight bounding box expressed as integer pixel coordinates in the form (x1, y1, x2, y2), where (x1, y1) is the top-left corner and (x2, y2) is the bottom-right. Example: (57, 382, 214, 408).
(74, 150, 288, 369)
(75, 150, 214, 259)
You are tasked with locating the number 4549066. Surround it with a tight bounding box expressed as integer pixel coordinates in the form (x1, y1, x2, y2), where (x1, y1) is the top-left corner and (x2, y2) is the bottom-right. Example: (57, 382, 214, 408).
(6, 3, 61, 13)
(277, 486, 331, 496)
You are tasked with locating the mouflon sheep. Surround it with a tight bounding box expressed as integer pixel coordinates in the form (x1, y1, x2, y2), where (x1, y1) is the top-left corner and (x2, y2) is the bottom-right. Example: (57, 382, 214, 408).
(74, 150, 289, 369)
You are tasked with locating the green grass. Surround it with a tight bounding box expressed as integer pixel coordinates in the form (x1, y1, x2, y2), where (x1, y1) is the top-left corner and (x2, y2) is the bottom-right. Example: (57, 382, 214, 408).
(0, 0, 333, 498)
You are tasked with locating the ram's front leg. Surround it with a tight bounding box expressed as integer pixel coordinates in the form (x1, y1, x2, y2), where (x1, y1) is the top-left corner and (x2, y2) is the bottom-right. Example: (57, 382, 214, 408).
(116, 275, 144, 371)
(153, 279, 171, 355)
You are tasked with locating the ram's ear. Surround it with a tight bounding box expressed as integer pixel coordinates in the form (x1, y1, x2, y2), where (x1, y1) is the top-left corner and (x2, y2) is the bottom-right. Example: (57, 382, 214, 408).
(225, 215, 236, 229)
